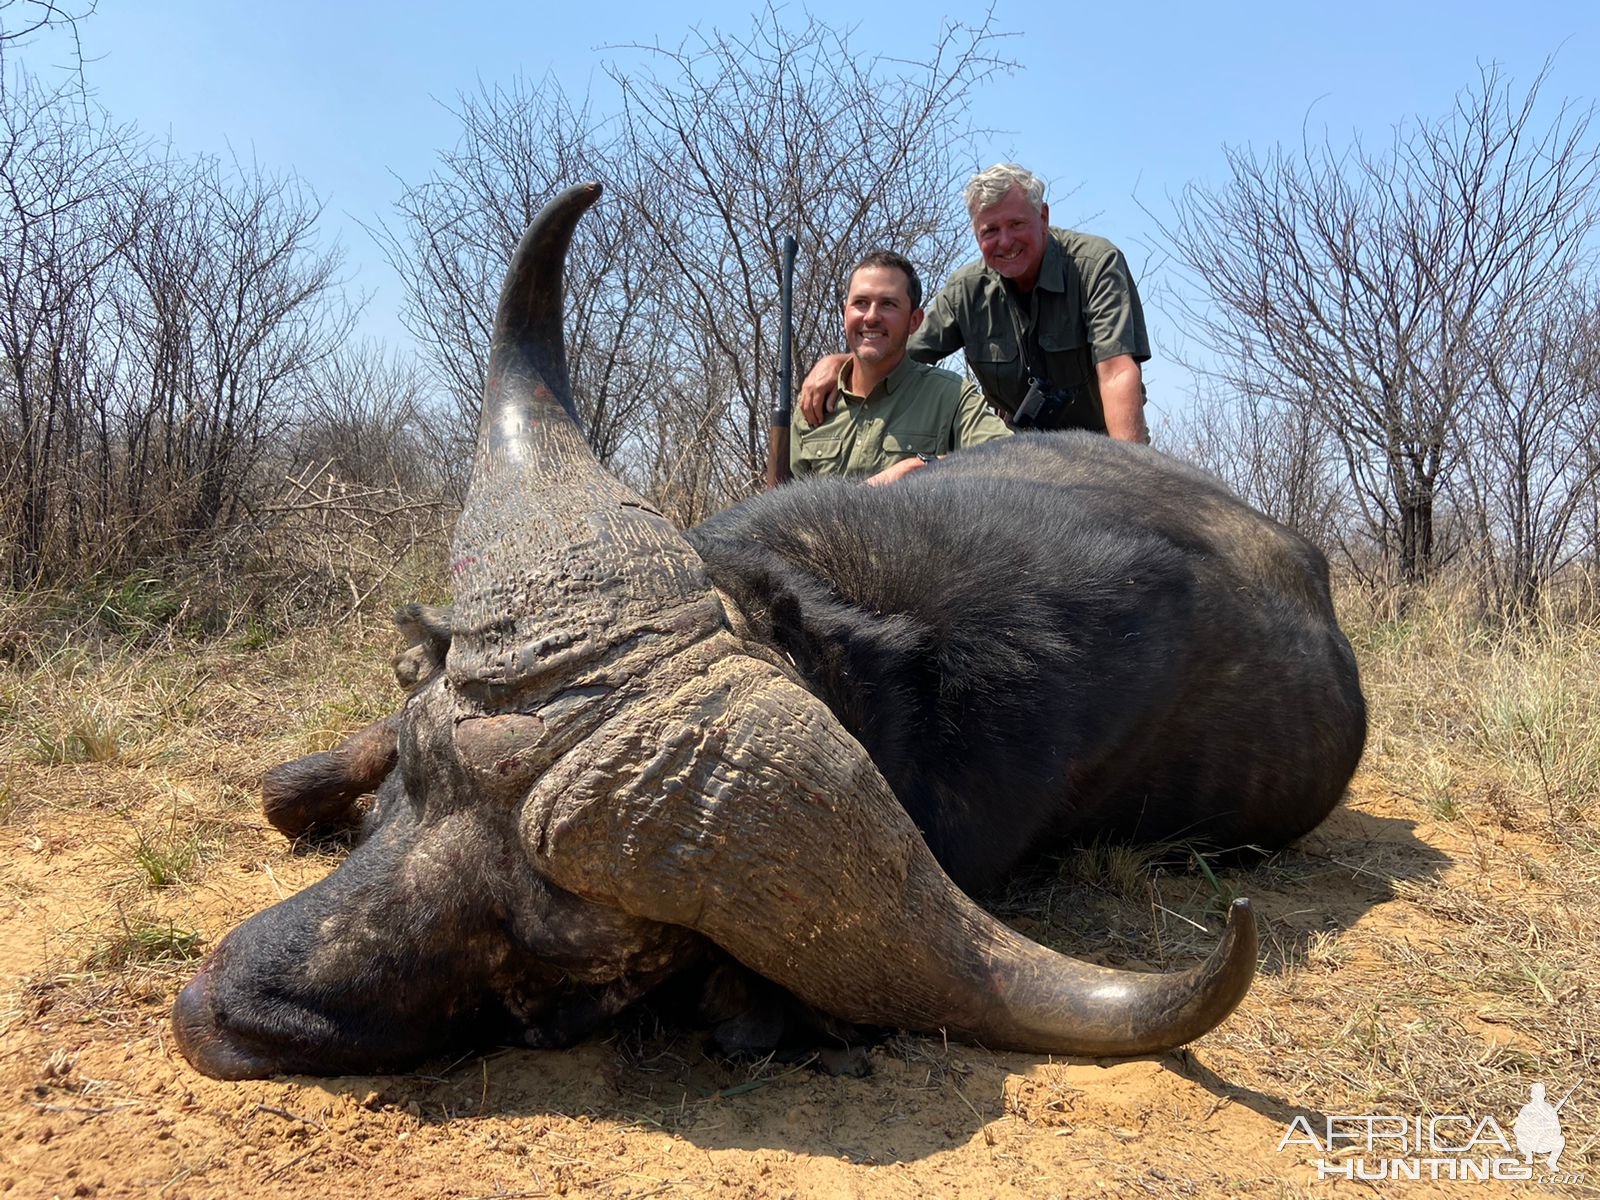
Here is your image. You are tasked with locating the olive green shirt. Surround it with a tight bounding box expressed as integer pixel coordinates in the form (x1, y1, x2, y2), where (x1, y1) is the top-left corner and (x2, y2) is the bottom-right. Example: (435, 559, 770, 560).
(790, 352, 1011, 479)
(907, 227, 1150, 432)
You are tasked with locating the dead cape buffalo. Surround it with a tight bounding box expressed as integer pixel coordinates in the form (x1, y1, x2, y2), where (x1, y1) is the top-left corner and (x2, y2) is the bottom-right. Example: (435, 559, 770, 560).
(171, 183, 1366, 1081)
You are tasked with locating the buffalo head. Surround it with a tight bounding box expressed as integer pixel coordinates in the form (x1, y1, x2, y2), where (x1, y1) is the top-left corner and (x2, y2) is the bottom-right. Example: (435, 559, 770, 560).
(172, 183, 1256, 1079)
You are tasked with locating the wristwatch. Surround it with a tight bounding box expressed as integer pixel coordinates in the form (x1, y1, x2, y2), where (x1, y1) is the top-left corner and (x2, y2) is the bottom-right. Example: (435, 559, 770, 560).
(915, 452, 937, 465)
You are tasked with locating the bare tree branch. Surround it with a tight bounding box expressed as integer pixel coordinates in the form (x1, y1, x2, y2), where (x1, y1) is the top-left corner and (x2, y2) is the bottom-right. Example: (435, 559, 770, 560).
(378, 5, 1017, 518)
(1156, 62, 1600, 601)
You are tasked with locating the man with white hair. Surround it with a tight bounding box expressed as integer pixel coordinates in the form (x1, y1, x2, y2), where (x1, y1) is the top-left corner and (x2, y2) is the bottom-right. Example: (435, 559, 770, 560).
(800, 163, 1151, 443)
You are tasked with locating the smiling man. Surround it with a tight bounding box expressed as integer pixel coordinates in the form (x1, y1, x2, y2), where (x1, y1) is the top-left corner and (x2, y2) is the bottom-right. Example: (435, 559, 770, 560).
(791, 250, 1011, 484)
(800, 164, 1151, 443)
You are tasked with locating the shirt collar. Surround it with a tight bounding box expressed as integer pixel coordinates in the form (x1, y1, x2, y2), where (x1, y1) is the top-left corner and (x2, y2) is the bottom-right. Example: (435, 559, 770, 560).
(838, 350, 917, 403)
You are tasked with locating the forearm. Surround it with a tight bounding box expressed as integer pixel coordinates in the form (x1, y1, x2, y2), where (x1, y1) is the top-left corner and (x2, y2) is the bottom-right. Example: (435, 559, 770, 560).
(1097, 356, 1148, 443)
(864, 457, 928, 486)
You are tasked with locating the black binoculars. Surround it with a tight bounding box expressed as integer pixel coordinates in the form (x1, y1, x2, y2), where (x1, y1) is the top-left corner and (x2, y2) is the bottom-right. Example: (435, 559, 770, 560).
(1011, 376, 1073, 429)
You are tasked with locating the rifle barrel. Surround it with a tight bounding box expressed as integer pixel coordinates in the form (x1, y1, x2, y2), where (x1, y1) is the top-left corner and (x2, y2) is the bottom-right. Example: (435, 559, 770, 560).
(766, 234, 799, 489)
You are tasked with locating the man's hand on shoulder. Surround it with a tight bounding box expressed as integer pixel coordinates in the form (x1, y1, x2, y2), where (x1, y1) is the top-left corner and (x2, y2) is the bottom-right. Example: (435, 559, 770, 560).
(799, 353, 850, 425)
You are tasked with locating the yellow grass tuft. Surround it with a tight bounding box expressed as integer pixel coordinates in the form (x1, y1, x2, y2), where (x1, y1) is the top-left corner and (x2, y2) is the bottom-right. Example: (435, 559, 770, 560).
(1340, 581, 1600, 840)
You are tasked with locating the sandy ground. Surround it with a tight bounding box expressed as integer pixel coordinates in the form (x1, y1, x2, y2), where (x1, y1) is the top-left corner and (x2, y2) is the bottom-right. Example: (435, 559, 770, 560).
(2, 750, 1595, 1198)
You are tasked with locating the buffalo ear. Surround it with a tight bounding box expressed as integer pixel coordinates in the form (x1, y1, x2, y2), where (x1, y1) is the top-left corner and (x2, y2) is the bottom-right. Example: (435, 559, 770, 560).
(393, 604, 451, 692)
(262, 715, 399, 838)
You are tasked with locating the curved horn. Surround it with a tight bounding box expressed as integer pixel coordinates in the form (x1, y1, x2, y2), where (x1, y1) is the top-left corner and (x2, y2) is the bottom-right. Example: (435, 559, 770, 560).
(469, 183, 1255, 1053)
(448, 183, 724, 694)
(483, 181, 595, 440)
(526, 649, 1256, 1056)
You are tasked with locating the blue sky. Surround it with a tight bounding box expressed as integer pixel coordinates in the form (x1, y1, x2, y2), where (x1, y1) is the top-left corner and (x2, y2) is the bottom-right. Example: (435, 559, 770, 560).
(11, 0, 1600, 417)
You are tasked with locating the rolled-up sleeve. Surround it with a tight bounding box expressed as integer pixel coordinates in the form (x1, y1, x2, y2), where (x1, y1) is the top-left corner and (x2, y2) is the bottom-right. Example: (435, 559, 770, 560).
(1082, 245, 1151, 364)
(951, 381, 1013, 449)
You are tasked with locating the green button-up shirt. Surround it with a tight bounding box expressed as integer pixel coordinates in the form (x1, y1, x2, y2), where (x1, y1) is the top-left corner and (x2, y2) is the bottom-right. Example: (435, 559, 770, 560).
(907, 227, 1150, 432)
(790, 352, 1012, 479)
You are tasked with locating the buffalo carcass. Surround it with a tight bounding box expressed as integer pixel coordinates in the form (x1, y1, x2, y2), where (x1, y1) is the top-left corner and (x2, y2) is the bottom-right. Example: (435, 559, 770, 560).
(171, 183, 1366, 1080)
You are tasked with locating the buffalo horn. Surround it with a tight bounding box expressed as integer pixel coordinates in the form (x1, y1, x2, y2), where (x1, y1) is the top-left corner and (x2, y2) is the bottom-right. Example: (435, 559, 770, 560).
(526, 654, 1257, 1056)
(472, 184, 1257, 1056)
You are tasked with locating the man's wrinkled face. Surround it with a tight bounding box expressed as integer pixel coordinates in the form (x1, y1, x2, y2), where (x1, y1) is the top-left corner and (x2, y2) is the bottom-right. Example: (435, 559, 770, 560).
(842, 265, 923, 372)
(972, 186, 1050, 289)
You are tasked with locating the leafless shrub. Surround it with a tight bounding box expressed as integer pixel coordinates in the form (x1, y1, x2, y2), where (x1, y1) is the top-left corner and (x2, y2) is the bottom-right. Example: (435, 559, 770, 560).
(290, 340, 453, 501)
(1159, 63, 1600, 605)
(374, 78, 670, 479)
(1165, 385, 1345, 548)
(195, 463, 451, 630)
(0, 63, 142, 585)
(0, 62, 354, 592)
(0, 0, 95, 87)
(1447, 288, 1600, 615)
(102, 150, 351, 550)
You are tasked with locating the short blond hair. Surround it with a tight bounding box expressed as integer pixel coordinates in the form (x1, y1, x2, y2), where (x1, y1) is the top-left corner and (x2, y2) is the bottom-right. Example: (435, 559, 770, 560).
(963, 163, 1046, 215)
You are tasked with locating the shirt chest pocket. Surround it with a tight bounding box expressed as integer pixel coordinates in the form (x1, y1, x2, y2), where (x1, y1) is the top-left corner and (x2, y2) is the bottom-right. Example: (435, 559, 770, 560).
(1038, 326, 1085, 354)
(1038, 337, 1094, 393)
(881, 430, 942, 458)
(965, 334, 1021, 409)
(1039, 304, 1094, 391)
(796, 434, 846, 474)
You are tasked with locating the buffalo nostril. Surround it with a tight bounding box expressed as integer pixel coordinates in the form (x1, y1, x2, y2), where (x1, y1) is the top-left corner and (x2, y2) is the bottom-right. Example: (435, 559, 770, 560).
(170, 971, 277, 1081)
(171, 972, 211, 1053)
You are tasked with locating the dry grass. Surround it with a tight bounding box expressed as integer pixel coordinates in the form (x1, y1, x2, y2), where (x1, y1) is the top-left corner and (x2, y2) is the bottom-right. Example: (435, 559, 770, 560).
(0, 592, 413, 777)
(3, 573, 1599, 1191)
(1345, 581, 1600, 840)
